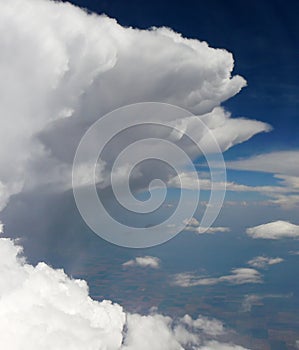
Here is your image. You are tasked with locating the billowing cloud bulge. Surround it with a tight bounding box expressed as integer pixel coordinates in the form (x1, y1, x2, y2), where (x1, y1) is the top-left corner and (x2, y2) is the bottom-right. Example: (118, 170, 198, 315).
(0, 0, 271, 212)
(0, 231, 249, 350)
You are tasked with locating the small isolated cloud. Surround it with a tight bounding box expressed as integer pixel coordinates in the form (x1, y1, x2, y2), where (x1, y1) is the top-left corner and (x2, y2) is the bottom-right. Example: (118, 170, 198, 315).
(184, 217, 200, 227)
(0, 228, 250, 350)
(241, 293, 292, 312)
(289, 250, 299, 256)
(184, 217, 230, 235)
(171, 268, 262, 287)
(241, 295, 262, 312)
(123, 256, 160, 269)
(247, 256, 284, 269)
(246, 220, 299, 239)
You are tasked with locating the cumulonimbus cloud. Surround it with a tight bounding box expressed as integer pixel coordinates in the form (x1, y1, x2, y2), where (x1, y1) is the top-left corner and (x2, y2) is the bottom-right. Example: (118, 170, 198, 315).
(0, 226, 250, 350)
(0, 0, 270, 214)
(246, 220, 299, 239)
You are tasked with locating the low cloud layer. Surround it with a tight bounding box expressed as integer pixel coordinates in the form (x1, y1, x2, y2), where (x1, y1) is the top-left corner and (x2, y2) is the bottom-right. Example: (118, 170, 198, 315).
(246, 220, 299, 239)
(123, 256, 160, 269)
(171, 268, 262, 287)
(0, 226, 250, 350)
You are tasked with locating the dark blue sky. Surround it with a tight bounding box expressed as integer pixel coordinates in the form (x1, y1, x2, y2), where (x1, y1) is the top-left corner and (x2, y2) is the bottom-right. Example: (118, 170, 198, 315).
(65, 0, 299, 155)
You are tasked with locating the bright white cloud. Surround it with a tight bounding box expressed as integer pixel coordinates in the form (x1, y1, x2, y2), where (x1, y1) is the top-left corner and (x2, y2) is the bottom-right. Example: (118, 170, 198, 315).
(0, 0, 270, 213)
(123, 256, 160, 269)
(246, 220, 299, 239)
(0, 228, 250, 350)
(171, 268, 262, 287)
(247, 256, 284, 269)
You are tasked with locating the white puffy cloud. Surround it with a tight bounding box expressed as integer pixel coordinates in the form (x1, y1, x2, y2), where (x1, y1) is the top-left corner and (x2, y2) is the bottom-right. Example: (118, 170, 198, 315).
(123, 312, 248, 350)
(247, 256, 284, 269)
(123, 256, 160, 269)
(171, 268, 262, 287)
(181, 314, 224, 337)
(0, 229, 250, 350)
(246, 220, 299, 239)
(183, 217, 230, 234)
(0, 236, 125, 349)
(0, 0, 270, 213)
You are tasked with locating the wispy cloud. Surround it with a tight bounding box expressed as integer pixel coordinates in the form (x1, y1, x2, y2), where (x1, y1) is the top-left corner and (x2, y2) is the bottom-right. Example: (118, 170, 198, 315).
(289, 250, 299, 256)
(241, 293, 292, 312)
(226, 151, 299, 177)
(223, 151, 299, 208)
(247, 256, 284, 269)
(171, 268, 262, 287)
(169, 172, 287, 193)
(184, 217, 230, 234)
